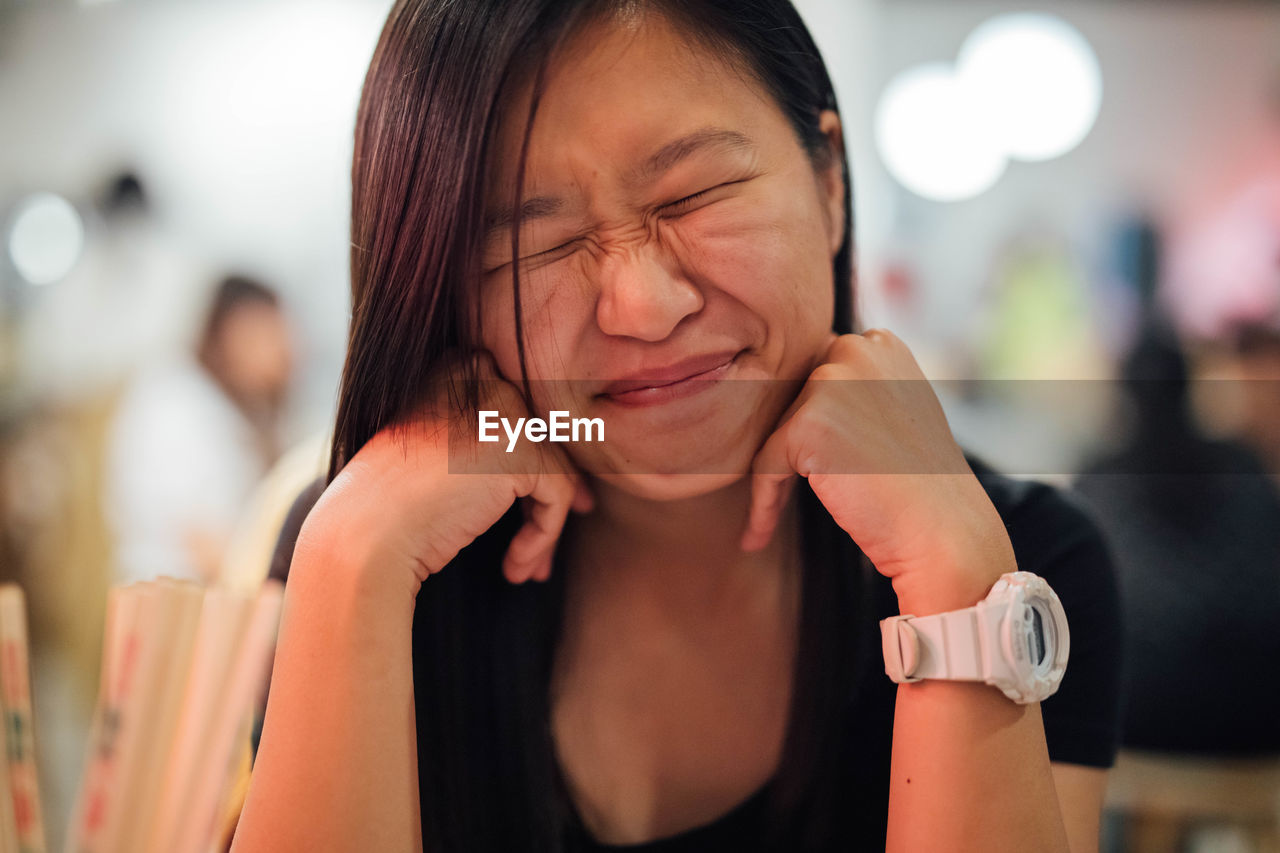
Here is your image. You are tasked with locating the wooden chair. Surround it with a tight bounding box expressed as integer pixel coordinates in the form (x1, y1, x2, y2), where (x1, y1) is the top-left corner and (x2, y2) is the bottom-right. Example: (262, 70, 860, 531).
(1104, 750, 1280, 852)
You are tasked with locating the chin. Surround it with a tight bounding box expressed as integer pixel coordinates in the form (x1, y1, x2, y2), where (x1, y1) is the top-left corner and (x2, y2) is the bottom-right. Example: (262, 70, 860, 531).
(591, 470, 748, 502)
(569, 432, 761, 502)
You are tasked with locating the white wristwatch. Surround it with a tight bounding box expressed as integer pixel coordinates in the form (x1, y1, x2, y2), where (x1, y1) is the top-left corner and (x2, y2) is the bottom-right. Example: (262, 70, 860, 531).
(880, 571, 1069, 704)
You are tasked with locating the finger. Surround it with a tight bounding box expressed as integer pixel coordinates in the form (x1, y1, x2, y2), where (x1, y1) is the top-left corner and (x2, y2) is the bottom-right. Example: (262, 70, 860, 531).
(469, 347, 501, 378)
(742, 472, 798, 552)
(503, 495, 568, 582)
(741, 473, 794, 551)
(502, 458, 581, 581)
(820, 330, 841, 362)
(531, 551, 554, 583)
(742, 421, 796, 552)
(740, 358, 824, 552)
(502, 484, 573, 583)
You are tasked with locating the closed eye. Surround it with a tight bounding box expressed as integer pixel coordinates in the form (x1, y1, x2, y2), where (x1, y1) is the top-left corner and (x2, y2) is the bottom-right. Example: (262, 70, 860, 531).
(662, 186, 719, 215)
(662, 178, 752, 216)
(518, 237, 580, 268)
(535, 237, 580, 259)
(483, 238, 579, 274)
(484, 180, 747, 273)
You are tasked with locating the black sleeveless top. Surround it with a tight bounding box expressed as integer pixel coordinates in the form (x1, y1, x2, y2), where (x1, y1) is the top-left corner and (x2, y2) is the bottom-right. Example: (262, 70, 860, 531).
(558, 467, 1122, 850)
(269, 460, 1122, 851)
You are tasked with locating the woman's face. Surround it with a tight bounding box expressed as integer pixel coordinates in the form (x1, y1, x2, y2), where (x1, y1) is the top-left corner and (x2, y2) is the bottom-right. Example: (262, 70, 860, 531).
(480, 11, 845, 500)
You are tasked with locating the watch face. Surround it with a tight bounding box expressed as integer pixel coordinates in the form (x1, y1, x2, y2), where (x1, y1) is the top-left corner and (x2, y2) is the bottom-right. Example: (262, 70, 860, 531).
(1026, 605, 1046, 667)
(994, 573, 1068, 703)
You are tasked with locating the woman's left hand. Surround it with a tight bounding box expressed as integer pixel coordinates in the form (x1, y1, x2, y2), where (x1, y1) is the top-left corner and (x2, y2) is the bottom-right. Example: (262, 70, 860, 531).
(742, 329, 1017, 615)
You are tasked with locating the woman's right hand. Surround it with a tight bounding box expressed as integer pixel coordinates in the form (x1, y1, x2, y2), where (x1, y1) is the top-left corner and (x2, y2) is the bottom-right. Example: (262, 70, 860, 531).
(298, 351, 593, 598)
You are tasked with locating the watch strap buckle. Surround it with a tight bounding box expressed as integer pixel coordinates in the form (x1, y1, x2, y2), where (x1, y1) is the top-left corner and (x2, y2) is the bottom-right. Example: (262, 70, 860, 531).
(880, 615, 923, 683)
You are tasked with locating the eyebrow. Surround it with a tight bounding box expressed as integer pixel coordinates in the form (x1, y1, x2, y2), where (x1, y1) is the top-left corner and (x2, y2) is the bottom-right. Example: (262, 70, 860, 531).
(483, 127, 755, 241)
(631, 126, 755, 184)
(483, 195, 564, 240)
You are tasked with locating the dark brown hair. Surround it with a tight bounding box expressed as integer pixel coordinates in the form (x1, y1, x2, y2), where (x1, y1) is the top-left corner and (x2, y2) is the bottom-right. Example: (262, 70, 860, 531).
(332, 1, 867, 849)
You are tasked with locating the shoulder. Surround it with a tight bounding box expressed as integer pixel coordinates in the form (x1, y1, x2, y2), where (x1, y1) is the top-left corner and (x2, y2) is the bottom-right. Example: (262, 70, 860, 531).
(267, 476, 328, 583)
(968, 453, 1117, 589)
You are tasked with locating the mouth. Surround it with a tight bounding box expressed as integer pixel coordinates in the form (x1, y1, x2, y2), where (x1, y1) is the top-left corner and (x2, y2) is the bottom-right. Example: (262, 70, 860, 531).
(597, 349, 744, 407)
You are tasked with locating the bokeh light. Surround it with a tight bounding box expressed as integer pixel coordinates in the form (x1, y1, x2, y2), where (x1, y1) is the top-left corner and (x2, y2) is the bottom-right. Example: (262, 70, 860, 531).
(958, 12, 1103, 163)
(873, 62, 1009, 203)
(6, 192, 86, 286)
(875, 13, 1102, 201)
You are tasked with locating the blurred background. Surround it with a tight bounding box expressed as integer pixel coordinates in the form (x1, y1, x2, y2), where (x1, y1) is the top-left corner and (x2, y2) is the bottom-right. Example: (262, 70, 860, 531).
(1, 0, 1277, 851)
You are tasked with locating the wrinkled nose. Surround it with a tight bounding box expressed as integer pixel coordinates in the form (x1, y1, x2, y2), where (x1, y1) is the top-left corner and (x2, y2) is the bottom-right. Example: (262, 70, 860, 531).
(594, 246, 704, 341)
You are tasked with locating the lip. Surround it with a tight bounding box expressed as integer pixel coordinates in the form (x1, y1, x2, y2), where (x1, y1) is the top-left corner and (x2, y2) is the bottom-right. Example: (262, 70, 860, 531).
(598, 349, 743, 406)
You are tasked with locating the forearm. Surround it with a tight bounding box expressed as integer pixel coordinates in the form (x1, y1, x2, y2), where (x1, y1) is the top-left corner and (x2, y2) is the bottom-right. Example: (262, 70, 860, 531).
(885, 682, 1067, 852)
(231, 534, 423, 853)
(883, 501, 1070, 853)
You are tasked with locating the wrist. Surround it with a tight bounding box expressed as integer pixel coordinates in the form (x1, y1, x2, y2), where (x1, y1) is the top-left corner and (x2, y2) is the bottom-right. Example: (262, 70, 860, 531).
(892, 570, 1005, 616)
(889, 533, 1016, 616)
(885, 482, 1017, 616)
(292, 511, 422, 611)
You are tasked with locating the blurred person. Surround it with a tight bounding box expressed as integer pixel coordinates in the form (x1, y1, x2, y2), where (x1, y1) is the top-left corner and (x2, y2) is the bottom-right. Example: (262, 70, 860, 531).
(1076, 319, 1280, 756)
(1075, 216, 1280, 757)
(103, 275, 294, 586)
(234, 3, 1122, 851)
(1230, 322, 1280, 482)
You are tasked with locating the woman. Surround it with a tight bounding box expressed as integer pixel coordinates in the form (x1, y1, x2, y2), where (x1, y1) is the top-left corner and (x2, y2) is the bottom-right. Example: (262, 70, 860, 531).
(232, 1, 1121, 850)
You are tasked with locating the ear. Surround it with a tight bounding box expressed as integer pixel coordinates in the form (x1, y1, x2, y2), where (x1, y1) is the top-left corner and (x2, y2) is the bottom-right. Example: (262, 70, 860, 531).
(816, 110, 847, 258)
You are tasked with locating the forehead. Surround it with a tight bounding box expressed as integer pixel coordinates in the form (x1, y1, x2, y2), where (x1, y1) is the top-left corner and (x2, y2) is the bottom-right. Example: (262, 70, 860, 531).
(487, 12, 783, 192)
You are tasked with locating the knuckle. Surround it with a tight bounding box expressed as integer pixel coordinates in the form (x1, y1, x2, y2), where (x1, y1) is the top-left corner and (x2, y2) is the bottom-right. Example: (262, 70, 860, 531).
(827, 333, 863, 360)
(794, 406, 839, 447)
(866, 327, 906, 352)
(810, 362, 846, 382)
(508, 468, 538, 498)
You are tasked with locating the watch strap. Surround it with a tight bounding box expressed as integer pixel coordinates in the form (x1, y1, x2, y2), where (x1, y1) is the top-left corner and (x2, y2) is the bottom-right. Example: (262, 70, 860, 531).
(881, 605, 994, 684)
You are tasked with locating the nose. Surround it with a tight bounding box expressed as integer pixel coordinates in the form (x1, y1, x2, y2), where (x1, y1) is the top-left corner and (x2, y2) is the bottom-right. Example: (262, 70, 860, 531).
(594, 244, 704, 341)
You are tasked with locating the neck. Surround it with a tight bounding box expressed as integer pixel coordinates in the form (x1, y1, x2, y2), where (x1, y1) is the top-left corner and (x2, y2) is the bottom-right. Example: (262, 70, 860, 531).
(561, 476, 802, 629)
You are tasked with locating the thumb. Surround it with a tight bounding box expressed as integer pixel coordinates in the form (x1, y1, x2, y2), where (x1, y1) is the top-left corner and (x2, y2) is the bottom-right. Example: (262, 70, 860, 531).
(741, 419, 797, 552)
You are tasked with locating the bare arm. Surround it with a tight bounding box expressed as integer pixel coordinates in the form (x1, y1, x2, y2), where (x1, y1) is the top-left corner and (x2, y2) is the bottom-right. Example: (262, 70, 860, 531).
(885, 682, 1069, 852)
(741, 331, 1102, 850)
(1051, 763, 1108, 853)
(230, 526, 423, 853)
(883, 529, 1071, 853)
(230, 358, 586, 852)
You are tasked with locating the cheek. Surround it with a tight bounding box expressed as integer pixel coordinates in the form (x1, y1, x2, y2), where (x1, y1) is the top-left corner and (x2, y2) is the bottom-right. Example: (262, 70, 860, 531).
(671, 198, 832, 321)
(478, 282, 525, 386)
(481, 268, 595, 388)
